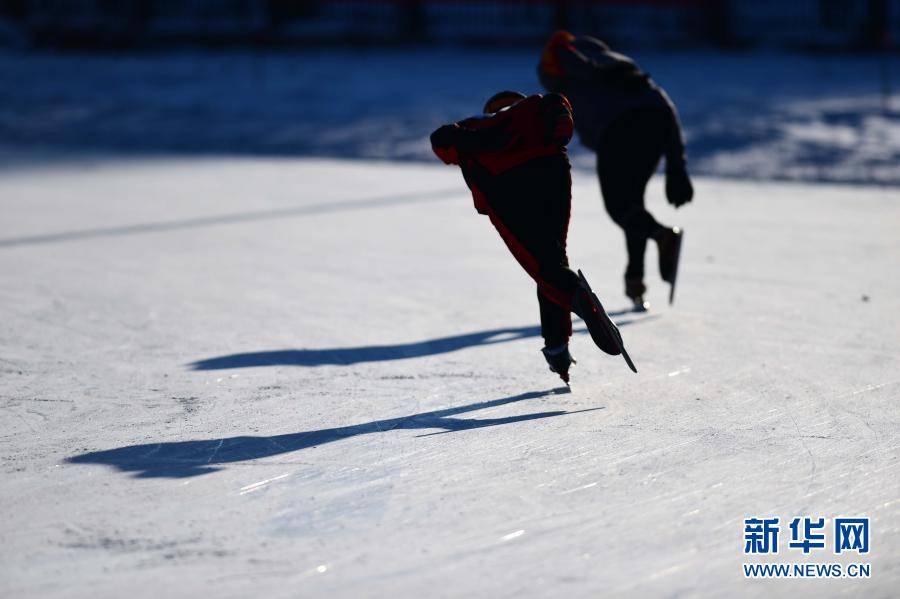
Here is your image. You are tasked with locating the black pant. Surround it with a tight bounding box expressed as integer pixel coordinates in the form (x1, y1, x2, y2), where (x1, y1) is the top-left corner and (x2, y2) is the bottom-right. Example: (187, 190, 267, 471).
(596, 107, 670, 281)
(480, 154, 578, 348)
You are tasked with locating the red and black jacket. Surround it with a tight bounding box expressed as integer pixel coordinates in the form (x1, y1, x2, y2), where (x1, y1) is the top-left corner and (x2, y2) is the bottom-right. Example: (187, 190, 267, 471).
(430, 93, 574, 214)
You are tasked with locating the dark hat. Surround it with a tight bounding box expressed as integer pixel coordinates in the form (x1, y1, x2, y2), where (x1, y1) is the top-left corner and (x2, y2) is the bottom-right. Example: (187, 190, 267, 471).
(483, 90, 526, 114)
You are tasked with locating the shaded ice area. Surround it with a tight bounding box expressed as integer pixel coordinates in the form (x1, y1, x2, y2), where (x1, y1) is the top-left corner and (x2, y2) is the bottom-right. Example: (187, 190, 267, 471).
(1, 48, 899, 184)
(0, 157, 897, 597)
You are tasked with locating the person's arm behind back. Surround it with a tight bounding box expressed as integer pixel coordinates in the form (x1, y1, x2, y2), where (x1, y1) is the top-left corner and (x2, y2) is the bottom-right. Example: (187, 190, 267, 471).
(430, 114, 512, 165)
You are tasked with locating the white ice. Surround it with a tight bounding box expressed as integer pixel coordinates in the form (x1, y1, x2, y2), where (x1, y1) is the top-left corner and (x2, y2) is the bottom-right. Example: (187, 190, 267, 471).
(0, 156, 897, 597)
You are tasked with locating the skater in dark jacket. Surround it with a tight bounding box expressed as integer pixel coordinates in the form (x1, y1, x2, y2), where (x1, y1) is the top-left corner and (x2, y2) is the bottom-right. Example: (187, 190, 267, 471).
(430, 91, 636, 383)
(538, 31, 693, 309)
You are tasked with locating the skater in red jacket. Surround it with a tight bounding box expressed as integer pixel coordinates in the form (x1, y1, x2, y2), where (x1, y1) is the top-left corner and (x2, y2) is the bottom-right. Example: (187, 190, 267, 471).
(430, 91, 636, 383)
(539, 31, 693, 310)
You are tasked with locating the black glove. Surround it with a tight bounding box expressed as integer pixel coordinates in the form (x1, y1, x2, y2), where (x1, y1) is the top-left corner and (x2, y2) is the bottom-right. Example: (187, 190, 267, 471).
(665, 163, 693, 208)
(430, 124, 459, 150)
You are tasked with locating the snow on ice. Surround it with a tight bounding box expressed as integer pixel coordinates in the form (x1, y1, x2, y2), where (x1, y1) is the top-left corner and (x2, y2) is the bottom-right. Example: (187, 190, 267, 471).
(1, 48, 899, 184)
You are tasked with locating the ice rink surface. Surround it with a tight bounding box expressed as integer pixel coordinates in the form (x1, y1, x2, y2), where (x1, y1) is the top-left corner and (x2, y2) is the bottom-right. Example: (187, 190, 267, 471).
(0, 156, 898, 597)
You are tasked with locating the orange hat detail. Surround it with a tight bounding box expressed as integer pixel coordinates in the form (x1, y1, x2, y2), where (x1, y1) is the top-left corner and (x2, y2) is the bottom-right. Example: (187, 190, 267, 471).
(540, 30, 575, 78)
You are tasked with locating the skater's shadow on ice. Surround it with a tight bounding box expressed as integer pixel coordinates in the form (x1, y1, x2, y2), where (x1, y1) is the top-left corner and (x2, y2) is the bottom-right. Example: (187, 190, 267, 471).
(66, 387, 596, 478)
(189, 316, 647, 370)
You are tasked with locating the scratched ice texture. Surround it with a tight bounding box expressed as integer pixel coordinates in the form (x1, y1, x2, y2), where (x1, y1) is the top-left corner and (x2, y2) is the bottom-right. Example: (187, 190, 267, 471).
(1, 43, 899, 597)
(0, 154, 897, 597)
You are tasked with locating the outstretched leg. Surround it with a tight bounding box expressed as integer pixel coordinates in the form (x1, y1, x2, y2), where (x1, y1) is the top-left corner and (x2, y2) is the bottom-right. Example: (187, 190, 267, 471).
(484, 155, 580, 312)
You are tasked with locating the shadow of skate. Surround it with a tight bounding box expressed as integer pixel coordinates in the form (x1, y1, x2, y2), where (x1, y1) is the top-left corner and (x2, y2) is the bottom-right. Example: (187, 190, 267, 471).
(189, 316, 653, 370)
(66, 387, 598, 478)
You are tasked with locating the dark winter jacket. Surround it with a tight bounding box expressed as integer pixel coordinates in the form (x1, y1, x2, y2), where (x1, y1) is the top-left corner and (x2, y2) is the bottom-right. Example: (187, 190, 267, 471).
(430, 93, 574, 214)
(538, 34, 686, 166)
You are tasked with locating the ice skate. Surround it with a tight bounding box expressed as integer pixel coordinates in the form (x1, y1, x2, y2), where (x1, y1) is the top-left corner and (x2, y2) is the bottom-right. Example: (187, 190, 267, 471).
(625, 277, 649, 313)
(572, 270, 638, 373)
(655, 226, 683, 305)
(542, 344, 575, 384)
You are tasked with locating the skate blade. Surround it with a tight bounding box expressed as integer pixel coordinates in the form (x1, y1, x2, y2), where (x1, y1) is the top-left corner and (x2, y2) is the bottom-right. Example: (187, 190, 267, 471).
(545, 362, 570, 383)
(668, 229, 684, 306)
(542, 351, 573, 384)
(548, 366, 570, 384)
(621, 346, 638, 373)
(577, 270, 638, 373)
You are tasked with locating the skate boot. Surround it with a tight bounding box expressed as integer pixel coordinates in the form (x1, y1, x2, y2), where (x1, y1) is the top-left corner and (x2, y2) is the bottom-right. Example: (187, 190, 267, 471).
(655, 226, 684, 305)
(625, 277, 649, 313)
(542, 344, 575, 384)
(572, 270, 638, 373)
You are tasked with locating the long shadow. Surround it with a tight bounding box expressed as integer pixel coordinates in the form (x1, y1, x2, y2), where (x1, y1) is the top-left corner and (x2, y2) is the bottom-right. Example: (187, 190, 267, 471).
(189, 316, 651, 370)
(66, 387, 597, 478)
(0, 187, 459, 249)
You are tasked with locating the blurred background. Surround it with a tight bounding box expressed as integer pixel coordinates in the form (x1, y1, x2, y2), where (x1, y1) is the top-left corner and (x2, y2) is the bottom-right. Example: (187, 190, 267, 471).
(0, 0, 895, 49)
(0, 0, 897, 184)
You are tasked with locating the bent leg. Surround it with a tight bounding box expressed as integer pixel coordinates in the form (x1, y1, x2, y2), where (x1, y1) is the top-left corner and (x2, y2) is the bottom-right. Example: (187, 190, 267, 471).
(623, 228, 648, 281)
(596, 108, 671, 282)
(485, 155, 579, 311)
